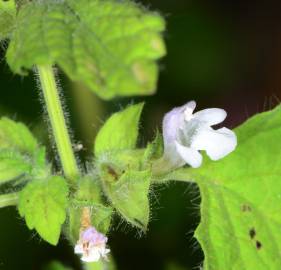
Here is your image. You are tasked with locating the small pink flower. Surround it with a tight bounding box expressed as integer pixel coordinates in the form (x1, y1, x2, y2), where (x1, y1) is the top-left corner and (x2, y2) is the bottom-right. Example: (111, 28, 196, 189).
(74, 227, 110, 262)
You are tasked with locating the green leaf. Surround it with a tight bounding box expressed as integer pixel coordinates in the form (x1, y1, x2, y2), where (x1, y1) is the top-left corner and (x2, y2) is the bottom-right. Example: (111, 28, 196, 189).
(0, 149, 32, 184)
(18, 176, 68, 245)
(0, 118, 49, 184)
(0, 0, 16, 40)
(142, 131, 163, 168)
(0, 117, 38, 154)
(94, 103, 144, 156)
(172, 105, 281, 269)
(102, 169, 151, 230)
(6, 0, 166, 99)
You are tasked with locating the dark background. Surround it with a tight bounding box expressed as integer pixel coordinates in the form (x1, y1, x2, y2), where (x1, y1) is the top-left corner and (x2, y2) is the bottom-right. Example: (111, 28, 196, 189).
(1, 0, 281, 269)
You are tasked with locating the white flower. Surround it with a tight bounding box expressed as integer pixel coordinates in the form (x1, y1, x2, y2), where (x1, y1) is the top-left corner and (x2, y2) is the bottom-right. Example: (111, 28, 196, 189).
(162, 101, 237, 168)
(74, 226, 110, 262)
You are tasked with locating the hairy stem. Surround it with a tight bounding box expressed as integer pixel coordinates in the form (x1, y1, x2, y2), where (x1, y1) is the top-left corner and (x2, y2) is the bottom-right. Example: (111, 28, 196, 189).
(37, 65, 79, 183)
(0, 193, 18, 208)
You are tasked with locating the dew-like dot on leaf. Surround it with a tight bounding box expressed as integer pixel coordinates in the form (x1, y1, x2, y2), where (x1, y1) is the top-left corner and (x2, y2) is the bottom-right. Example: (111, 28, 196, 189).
(249, 228, 256, 239)
(256, 241, 262, 250)
(241, 204, 252, 212)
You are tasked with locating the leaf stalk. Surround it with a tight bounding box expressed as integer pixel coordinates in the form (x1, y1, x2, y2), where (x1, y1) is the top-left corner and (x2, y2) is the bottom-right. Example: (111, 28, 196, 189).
(37, 65, 79, 183)
(0, 193, 18, 208)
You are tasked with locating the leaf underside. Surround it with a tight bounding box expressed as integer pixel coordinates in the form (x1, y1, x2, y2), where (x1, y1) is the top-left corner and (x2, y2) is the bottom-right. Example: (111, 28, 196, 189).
(0, 0, 16, 40)
(6, 0, 166, 99)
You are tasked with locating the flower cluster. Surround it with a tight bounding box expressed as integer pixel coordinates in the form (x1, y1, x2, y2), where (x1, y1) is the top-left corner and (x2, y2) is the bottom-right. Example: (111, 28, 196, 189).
(162, 101, 237, 168)
(75, 226, 110, 262)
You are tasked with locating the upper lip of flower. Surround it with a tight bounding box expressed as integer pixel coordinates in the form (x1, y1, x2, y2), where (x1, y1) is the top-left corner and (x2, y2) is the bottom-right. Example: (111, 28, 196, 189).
(162, 101, 237, 168)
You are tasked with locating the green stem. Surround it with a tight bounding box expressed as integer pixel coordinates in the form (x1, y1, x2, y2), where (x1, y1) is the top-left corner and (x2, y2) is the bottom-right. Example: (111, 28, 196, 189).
(0, 193, 18, 208)
(37, 65, 79, 182)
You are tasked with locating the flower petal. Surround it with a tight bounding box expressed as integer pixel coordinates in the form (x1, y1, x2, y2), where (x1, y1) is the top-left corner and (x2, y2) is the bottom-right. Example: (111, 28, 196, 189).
(74, 244, 83, 254)
(100, 247, 111, 258)
(81, 227, 98, 242)
(193, 108, 227, 126)
(191, 127, 237, 160)
(81, 248, 101, 262)
(175, 142, 202, 168)
(183, 101, 196, 121)
(75, 226, 110, 263)
(163, 101, 196, 146)
(163, 143, 186, 168)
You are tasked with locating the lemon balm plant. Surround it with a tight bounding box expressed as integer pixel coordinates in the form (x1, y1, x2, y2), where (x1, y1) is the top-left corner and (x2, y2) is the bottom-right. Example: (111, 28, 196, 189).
(1, 0, 281, 270)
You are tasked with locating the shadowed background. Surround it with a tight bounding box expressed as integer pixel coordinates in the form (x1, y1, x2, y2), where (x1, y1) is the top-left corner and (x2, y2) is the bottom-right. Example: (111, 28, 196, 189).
(1, 0, 281, 269)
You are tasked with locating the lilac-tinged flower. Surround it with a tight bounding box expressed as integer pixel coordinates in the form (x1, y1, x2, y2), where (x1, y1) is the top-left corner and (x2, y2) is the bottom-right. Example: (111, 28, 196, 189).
(74, 227, 110, 262)
(162, 101, 237, 168)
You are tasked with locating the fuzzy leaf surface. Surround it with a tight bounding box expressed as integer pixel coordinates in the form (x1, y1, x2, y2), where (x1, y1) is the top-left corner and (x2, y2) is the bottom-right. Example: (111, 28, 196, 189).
(94, 103, 144, 156)
(0, 149, 32, 184)
(102, 169, 151, 230)
(6, 0, 166, 99)
(0, 118, 48, 183)
(0, 0, 16, 40)
(142, 131, 163, 168)
(169, 105, 281, 269)
(18, 176, 68, 245)
(0, 117, 38, 154)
